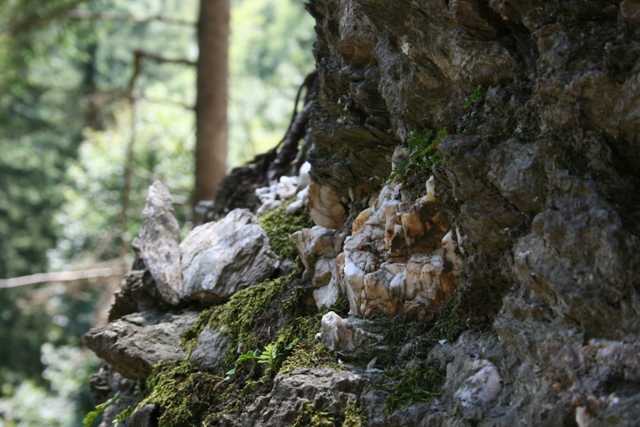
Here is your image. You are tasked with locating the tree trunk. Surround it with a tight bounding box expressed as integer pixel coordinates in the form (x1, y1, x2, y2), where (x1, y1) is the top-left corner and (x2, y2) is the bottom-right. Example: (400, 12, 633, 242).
(195, 0, 229, 216)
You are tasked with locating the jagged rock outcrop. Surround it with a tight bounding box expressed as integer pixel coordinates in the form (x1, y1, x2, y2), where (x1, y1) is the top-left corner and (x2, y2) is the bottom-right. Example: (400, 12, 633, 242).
(84, 311, 198, 380)
(240, 368, 368, 427)
(86, 1, 640, 426)
(180, 208, 279, 302)
(135, 180, 183, 306)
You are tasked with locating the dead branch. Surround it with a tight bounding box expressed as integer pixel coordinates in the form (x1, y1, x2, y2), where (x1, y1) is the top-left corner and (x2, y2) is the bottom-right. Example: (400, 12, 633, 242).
(0, 267, 128, 289)
(64, 10, 195, 27)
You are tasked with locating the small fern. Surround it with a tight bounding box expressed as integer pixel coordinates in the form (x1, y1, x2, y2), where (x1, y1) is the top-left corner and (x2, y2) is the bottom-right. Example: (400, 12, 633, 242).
(113, 406, 133, 426)
(83, 391, 122, 427)
(387, 128, 448, 184)
(224, 333, 299, 380)
(463, 85, 484, 108)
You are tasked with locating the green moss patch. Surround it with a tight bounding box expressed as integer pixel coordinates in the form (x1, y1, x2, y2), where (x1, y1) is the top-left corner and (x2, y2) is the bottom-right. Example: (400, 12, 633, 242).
(381, 362, 445, 414)
(290, 397, 367, 427)
(259, 200, 314, 261)
(292, 400, 338, 427)
(137, 360, 221, 427)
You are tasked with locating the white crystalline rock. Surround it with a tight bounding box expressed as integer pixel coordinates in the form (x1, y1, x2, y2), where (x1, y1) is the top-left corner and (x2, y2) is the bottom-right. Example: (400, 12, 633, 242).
(276, 175, 299, 200)
(313, 278, 341, 309)
(320, 311, 357, 352)
(308, 182, 348, 229)
(425, 175, 436, 202)
(298, 161, 311, 190)
(343, 254, 367, 316)
(255, 172, 306, 214)
(286, 186, 309, 215)
(292, 226, 345, 278)
(255, 185, 280, 214)
(454, 359, 502, 407)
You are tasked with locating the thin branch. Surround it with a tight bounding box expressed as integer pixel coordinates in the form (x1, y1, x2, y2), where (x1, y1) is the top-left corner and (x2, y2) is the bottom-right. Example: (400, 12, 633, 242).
(134, 50, 196, 68)
(0, 267, 128, 289)
(5, 0, 88, 35)
(64, 10, 195, 27)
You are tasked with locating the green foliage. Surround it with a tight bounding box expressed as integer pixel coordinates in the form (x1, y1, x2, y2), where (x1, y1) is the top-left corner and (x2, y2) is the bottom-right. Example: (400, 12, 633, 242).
(463, 85, 485, 108)
(387, 128, 448, 185)
(343, 399, 368, 427)
(225, 333, 299, 380)
(114, 406, 134, 425)
(224, 349, 259, 380)
(258, 334, 299, 375)
(83, 391, 122, 427)
(382, 363, 445, 414)
(259, 200, 315, 261)
(137, 361, 221, 427)
(291, 400, 338, 427)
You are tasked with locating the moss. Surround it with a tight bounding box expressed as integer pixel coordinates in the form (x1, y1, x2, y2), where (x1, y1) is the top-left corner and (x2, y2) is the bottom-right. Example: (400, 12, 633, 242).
(280, 341, 341, 375)
(137, 360, 222, 427)
(292, 400, 338, 427)
(382, 362, 445, 414)
(259, 200, 314, 261)
(181, 267, 304, 365)
(425, 286, 463, 342)
(343, 399, 367, 427)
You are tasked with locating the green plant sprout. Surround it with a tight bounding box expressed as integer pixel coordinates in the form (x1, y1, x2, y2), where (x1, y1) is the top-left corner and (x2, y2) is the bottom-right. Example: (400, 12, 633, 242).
(83, 391, 122, 427)
(258, 336, 299, 374)
(224, 349, 260, 380)
(387, 128, 448, 184)
(463, 85, 484, 108)
(224, 334, 299, 380)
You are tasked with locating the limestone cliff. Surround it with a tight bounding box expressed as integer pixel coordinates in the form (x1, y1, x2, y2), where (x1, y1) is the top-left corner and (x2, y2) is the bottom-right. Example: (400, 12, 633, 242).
(85, 1, 640, 426)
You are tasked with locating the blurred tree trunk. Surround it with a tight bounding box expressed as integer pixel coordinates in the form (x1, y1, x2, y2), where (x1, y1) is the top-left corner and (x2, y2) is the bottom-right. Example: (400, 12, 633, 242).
(195, 0, 229, 217)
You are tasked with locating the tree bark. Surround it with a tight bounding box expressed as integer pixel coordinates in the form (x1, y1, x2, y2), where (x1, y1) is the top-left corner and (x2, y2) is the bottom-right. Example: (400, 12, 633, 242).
(195, 0, 229, 215)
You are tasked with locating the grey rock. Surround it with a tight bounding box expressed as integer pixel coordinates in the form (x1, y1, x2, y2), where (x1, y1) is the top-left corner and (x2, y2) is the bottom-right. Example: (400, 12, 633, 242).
(180, 209, 279, 303)
(512, 171, 640, 340)
(188, 328, 229, 374)
(89, 364, 138, 427)
(240, 368, 367, 427)
(136, 181, 182, 306)
(131, 404, 160, 427)
(84, 311, 198, 380)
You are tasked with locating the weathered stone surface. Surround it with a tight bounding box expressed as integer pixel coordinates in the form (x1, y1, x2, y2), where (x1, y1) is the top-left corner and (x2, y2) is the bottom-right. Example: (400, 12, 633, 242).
(319, 311, 358, 352)
(136, 181, 182, 305)
(180, 209, 279, 303)
(188, 328, 229, 374)
(240, 368, 367, 427)
(293, 225, 347, 308)
(84, 311, 198, 379)
(308, 182, 349, 229)
(339, 183, 461, 318)
(512, 171, 640, 340)
(453, 359, 502, 408)
(89, 364, 137, 427)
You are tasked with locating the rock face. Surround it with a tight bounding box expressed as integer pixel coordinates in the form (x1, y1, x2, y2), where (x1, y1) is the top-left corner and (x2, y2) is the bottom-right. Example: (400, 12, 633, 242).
(86, 1, 640, 426)
(240, 368, 367, 427)
(180, 209, 279, 302)
(84, 311, 198, 380)
(135, 181, 182, 306)
(339, 182, 462, 318)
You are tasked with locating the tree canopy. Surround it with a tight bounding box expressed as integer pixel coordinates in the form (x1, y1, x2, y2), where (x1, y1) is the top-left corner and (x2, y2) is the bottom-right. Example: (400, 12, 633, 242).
(0, 0, 314, 424)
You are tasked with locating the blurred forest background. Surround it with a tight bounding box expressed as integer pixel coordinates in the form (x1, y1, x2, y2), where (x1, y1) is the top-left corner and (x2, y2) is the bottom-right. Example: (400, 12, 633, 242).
(0, 0, 314, 425)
